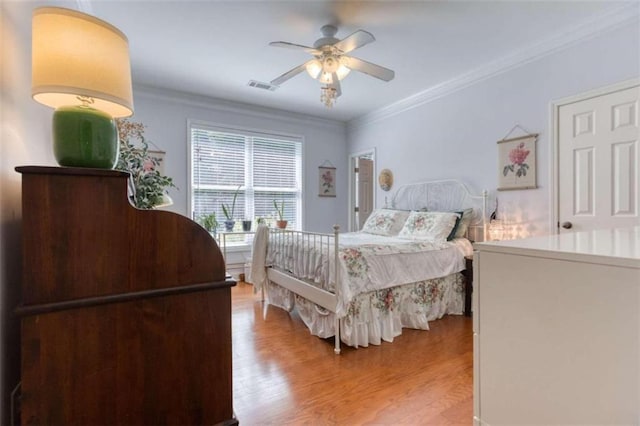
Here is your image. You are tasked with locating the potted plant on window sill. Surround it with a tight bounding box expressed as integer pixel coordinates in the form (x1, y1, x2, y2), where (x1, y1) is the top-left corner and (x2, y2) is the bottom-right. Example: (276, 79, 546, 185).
(221, 186, 241, 231)
(274, 199, 287, 229)
(199, 212, 218, 236)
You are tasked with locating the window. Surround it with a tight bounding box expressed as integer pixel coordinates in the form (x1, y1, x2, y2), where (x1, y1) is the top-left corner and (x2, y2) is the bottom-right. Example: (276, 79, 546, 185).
(190, 122, 303, 233)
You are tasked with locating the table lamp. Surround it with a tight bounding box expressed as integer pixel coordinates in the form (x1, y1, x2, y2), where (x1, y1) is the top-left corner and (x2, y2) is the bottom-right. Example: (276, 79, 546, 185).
(32, 7, 134, 169)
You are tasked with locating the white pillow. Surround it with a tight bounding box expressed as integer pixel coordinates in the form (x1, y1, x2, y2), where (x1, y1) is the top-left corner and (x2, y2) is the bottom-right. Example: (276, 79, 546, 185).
(361, 209, 410, 236)
(398, 211, 459, 241)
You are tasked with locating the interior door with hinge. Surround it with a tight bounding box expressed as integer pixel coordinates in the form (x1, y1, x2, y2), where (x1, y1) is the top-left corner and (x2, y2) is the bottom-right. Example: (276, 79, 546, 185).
(349, 151, 375, 231)
(357, 158, 374, 229)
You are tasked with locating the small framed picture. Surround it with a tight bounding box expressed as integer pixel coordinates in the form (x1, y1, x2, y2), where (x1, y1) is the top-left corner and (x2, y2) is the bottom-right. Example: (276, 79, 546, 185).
(148, 150, 166, 174)
(319, 166, 336, 197)
(497, 134, 537, 191)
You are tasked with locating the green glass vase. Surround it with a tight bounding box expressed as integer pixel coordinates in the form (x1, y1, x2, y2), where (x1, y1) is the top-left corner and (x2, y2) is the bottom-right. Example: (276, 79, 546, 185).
(53, 105, 119, 169)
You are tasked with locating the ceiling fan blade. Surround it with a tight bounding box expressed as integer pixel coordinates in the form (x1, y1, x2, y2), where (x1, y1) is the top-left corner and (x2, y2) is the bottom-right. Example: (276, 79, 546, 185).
(269, 41, 322, 55)
(270, 60, 314, 86)
(343, 56, 395, 81)
(333, 30, 375, 54)
(330, 73, 342, 97)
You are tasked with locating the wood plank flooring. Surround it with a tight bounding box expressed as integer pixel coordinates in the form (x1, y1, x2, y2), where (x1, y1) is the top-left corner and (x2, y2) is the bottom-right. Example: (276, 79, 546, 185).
(231, 281, 473, 425)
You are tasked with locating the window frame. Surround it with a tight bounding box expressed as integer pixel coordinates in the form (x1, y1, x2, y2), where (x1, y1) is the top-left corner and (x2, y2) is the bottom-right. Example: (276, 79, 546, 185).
(187, 119, 305, 238)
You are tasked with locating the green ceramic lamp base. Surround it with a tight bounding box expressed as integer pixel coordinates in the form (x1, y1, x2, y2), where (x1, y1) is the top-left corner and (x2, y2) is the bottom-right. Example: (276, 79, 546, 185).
(53, 105, 119, 169)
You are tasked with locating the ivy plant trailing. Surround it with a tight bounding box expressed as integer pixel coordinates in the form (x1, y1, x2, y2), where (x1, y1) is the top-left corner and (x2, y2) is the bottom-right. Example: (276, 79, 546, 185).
(115, 119, 176, 209)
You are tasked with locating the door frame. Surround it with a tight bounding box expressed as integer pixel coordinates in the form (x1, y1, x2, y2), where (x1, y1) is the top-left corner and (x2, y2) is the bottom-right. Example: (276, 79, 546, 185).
(549, 77, 639, 235)
(348, 148, 376, 232)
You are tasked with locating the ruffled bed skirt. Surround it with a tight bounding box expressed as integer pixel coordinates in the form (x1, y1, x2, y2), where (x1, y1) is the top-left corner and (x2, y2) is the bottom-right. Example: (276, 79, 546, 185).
(263, 272, 466, 348)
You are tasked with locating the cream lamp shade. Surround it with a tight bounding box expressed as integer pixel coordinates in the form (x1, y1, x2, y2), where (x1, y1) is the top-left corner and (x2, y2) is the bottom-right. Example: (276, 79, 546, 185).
(32, 7, 134, 117)
(32, 7, 134, 169)
(305, 59, 322, 79)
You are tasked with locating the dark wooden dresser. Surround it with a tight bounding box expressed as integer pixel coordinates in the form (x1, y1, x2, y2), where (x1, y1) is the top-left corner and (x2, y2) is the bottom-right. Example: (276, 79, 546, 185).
(15, 166, 237, 426)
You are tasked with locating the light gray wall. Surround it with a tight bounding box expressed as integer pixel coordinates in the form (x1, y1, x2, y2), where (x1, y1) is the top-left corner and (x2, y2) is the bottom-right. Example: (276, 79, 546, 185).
(130, 87, 348, 233)
(347, 22, 640, 240)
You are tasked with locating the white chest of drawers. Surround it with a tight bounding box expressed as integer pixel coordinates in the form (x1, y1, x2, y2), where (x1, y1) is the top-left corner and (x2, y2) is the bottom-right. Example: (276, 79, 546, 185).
(473, 227, 640, 425)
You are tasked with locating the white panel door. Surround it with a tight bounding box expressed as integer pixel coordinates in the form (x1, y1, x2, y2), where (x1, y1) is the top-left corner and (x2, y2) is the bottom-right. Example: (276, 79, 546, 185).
(558, 85, 640, 232)
(357, 158, 374, 229)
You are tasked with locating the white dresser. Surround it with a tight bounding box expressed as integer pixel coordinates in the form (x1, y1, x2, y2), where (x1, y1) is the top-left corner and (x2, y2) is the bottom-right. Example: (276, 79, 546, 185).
(473, 227, 640, 425)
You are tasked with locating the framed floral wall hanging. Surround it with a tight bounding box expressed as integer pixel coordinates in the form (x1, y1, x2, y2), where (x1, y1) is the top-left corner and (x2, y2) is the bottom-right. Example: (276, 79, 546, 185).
(319, 163, 336, 197)
(148, 150, 166, 175)
(497, 133, 538, 191)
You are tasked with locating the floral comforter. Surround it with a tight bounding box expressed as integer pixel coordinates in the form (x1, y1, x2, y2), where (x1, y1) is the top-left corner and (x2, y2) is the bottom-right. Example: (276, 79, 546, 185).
(265, 231, 472, 317)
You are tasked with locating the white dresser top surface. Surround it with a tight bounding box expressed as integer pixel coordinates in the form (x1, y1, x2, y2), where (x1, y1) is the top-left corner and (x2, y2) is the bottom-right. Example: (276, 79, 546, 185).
(476, 227, 640, 267)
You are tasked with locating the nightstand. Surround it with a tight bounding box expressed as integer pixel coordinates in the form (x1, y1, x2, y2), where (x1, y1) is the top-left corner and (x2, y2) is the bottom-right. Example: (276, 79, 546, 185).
(463, 255, 473, 316)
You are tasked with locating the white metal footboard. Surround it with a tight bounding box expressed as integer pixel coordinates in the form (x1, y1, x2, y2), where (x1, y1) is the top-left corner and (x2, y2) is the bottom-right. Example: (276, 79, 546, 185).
(266, 225, 342, 354)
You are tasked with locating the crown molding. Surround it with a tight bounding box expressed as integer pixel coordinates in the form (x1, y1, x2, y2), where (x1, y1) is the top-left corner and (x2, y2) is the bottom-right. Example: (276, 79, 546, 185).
(133, 84, 346, 132)
(348, 3, 640, 131)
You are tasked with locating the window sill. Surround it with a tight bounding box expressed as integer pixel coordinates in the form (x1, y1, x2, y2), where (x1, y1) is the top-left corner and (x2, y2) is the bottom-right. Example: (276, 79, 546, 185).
(221, 243, 251, 253)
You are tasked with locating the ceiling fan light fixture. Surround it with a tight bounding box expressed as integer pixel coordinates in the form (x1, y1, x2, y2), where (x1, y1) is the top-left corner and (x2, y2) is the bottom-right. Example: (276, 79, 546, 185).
(336, 64, 351, 80)
(311, 59, 349, 83)
(322, 56, 339, 73)
(319, 72, 333, 84)
(320, 86, 337, 108)
(305, 59, 322, 79)
(269, 25, 394, 109)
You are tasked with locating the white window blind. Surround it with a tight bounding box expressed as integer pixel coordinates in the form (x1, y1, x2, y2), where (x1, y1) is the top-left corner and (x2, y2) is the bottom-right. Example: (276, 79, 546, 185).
(190, 123, 302, 231)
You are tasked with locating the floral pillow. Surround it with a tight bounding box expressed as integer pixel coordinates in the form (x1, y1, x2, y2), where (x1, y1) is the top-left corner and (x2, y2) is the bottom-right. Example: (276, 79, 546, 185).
(398, 211, 459, 241)
(361, 209, 410, 236)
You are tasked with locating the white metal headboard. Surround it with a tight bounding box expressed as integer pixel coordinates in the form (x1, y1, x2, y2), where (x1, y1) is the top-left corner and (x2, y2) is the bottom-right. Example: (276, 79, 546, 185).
(388, 180, 488, 241)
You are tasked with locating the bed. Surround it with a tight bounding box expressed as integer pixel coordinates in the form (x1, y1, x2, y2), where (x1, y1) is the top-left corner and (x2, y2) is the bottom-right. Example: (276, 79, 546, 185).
(250, 180, 488, 354)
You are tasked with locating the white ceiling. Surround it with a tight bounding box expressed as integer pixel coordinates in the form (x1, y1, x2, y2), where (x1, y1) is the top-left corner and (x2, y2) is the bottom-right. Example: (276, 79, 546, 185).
(61, 1, 638, 122)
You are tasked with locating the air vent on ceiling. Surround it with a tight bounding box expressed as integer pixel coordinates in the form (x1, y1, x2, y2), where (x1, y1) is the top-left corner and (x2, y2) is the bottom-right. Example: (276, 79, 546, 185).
(248, 80, 278, 91)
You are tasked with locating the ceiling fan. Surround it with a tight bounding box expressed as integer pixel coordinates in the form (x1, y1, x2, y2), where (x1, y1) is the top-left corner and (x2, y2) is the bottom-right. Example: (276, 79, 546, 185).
(269, 25, 395, 108)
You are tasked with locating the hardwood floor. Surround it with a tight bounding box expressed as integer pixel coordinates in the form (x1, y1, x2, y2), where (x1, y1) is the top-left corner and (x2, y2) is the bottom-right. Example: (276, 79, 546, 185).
(231, 282, 473, 425)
